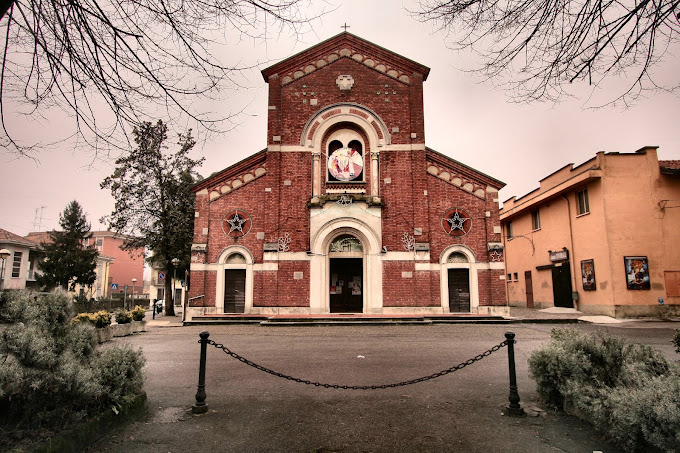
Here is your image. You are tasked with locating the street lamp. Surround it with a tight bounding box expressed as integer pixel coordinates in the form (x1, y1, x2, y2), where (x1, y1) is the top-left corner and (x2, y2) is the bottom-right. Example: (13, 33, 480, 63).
(131, 278, 137, 310)
(0, 249, 11, 291)
(171, 258, 180, 307)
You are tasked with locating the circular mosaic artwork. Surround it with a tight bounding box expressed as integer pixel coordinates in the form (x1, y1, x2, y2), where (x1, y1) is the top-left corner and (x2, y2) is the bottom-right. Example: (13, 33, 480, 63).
(327, 147, 363, 181)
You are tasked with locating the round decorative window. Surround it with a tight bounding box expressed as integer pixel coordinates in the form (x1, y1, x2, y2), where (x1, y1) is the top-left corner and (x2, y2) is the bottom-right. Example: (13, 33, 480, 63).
(442, 208, 472, 236)
(327, 146, 363, 181)
(222, 209, 252, 239)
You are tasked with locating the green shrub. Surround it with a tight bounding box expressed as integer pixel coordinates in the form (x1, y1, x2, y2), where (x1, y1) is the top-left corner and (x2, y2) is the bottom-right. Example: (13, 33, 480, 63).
(92, 310, 112, 328)
(0, 290, 145, 439)
(529, 328, 679, 452)
(114, 308, 132, 324)
(673, 329, 680, 355)
(94, 345, 146, 405)
(131, 305, 146, 321)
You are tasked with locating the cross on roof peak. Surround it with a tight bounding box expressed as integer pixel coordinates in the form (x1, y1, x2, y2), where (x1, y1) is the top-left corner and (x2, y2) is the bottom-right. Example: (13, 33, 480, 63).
(341, 23, 350, 31)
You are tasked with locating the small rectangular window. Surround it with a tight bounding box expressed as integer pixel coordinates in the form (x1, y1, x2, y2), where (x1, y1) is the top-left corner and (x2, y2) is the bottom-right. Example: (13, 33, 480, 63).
(531, 210, 541, 230)
(11, 251, 22, 278)
(513, 272, 518, 281)
(506, 221, 514, 239)
(577, 189, 590, 215)
(507, 273, 512, 281)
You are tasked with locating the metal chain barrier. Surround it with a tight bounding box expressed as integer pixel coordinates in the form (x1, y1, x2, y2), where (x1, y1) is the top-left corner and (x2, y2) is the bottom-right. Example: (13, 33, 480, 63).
(206, 338, 508, 390)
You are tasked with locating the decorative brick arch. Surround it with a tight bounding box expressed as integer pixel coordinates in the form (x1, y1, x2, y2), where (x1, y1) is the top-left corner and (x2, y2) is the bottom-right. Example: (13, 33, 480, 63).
(217, 245, 254, 265)
(439, 244, 477, 264)
(311, 217, 381, 255)
(301, 103, 391, 150)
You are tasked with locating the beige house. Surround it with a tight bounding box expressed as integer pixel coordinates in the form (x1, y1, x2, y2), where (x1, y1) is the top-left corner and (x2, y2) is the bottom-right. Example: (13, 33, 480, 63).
(0, 228, 39, 290)
(500, 147, 680, 317)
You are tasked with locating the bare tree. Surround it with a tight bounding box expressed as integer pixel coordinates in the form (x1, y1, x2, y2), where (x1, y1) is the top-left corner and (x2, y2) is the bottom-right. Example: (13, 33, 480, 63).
(414, 0, 680, 105)
(0, 0, 324, 157)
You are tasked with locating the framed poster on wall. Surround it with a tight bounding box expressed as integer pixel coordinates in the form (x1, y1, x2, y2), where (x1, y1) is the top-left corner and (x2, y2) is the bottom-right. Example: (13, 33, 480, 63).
(624, 256, 650, 290)
(581, 259, 596, 291)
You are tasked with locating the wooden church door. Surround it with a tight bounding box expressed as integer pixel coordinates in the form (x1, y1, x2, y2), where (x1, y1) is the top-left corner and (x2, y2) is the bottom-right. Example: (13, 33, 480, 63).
(224, 269, 246, 313)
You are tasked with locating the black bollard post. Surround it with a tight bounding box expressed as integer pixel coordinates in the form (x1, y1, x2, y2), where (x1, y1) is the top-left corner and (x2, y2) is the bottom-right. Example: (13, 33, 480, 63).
(192, 331, 210, 414)
(504, 332, 525, 417)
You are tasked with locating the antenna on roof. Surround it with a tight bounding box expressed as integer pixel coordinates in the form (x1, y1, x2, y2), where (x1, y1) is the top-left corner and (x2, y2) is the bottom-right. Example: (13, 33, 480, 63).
(33, 206, 46, 232)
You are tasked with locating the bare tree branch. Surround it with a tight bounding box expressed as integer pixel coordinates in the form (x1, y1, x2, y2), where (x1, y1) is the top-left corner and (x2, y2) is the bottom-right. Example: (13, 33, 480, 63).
(412, 0, 680, 106)
(0, 0, 328, 157)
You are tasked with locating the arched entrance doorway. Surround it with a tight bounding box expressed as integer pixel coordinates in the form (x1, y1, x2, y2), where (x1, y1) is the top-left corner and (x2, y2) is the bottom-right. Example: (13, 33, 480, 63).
(447, 252, 470, 312)
(328, 234, 363, 313)
(440, 246, 478, 313)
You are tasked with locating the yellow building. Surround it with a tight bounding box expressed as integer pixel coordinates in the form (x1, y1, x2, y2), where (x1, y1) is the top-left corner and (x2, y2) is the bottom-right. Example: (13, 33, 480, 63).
(72, 254, 114, 301)
(500, 147, 680, 317)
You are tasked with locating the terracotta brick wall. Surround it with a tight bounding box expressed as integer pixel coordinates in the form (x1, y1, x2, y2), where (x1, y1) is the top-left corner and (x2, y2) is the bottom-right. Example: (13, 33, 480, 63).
(273, 59, 420, 146)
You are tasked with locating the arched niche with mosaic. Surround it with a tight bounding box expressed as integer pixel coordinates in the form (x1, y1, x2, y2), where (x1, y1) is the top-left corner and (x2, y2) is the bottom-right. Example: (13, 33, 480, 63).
(441, 207, 472, 236)
(329, 234, 363, 253)
(222, 209, 252, 239)
(325, 127, 365, 183)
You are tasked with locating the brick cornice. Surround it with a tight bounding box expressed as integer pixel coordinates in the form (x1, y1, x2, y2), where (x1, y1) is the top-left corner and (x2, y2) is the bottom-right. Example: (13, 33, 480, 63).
(261, 32, 430, 86)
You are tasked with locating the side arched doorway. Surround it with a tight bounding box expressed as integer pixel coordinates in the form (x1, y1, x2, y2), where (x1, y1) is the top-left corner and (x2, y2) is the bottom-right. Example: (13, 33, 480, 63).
(440, 246, 478, 313)
(216, 246, 254, 314)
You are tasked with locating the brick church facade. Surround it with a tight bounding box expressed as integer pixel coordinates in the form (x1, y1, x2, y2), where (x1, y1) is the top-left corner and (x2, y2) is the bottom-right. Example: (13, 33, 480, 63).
(187, 33, 507, 319)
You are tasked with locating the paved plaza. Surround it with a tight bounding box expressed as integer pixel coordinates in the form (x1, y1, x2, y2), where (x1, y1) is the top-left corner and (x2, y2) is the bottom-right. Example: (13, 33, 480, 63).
(89, 319, 678, 452)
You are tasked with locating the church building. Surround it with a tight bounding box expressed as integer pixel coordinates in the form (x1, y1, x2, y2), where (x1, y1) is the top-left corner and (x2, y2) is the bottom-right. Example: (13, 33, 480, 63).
(187, 33, 507, 319)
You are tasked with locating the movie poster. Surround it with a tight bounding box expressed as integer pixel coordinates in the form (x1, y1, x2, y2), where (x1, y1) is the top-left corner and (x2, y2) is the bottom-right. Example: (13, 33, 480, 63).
(581, 259, 596, 291)
(624, 256, 650, 290)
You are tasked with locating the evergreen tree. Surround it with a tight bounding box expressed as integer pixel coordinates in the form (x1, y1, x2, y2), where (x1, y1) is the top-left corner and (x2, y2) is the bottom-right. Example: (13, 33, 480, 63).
(101, 120, 203, 316)
(37, 200, 98, 292)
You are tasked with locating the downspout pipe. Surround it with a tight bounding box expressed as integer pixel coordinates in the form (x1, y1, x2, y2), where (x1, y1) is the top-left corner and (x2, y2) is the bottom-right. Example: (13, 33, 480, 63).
(561, 195, 579, 310)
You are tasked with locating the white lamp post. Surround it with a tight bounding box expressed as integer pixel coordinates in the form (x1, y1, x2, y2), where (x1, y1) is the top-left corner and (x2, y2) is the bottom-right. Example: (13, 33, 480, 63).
(0, 249, 10, 290)
(171, 258, 180, 307)
(131, 278, 137, 309)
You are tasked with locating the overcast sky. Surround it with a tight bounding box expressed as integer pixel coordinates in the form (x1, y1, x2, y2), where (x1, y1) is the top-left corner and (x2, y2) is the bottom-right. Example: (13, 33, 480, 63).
(1, 0, 679, 235)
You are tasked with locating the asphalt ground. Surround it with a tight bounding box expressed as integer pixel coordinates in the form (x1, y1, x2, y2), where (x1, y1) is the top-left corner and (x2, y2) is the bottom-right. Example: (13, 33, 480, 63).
(89, 322, 679, 453)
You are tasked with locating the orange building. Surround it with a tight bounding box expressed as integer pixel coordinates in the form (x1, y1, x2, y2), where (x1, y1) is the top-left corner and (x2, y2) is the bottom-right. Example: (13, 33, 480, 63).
(26, 230, 145, 299)
(87, 231, 145, 297)
(500, 147, 680, 317)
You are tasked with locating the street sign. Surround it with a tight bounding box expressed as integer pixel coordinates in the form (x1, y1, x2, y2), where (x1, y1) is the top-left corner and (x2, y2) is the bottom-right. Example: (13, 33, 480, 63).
(111, 283, 118, 290)
(159, 272, 166, 280)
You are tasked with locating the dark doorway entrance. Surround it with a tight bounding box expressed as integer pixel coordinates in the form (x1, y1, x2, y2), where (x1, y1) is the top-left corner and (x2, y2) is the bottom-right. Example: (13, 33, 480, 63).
(448, 269, 470, 312)
(551, 264, 573, 308)
(224, 269, 246, 313)
(524, 271, 534, 309)
(330, 258, 363, 313)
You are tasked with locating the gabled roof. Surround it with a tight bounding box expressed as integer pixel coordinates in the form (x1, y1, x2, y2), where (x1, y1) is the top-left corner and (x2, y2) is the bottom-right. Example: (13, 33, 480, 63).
(425, 147, 505, 189)
(192, 149, 267, 193)
(1, 228, 37, 248)
(261, 32, 430, 84)
(25, 231, 52, 245)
